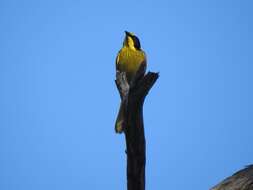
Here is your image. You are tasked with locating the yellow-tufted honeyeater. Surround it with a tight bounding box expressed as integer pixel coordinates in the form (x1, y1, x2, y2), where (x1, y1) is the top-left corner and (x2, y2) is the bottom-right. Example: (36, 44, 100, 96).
(115, 31, 147, 133)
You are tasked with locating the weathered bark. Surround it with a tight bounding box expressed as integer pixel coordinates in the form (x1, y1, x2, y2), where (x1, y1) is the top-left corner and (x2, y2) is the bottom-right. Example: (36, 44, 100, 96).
(115, 65, 159, 190)
(211, 165, 253, 190)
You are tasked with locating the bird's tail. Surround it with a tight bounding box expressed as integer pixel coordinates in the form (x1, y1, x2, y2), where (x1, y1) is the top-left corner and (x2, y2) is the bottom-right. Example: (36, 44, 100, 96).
(115, 102, 125, 133)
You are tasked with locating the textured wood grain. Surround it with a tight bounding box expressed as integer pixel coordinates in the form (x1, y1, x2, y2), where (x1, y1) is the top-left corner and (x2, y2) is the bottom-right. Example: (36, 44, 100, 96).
(211, 165, 253, 190)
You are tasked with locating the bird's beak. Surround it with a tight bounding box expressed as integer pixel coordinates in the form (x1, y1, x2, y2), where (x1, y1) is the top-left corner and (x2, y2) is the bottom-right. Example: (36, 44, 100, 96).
(125, 31, 131, 36)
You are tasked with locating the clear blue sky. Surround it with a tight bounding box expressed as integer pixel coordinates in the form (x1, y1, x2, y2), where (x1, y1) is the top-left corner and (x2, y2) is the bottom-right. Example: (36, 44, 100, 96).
(0, 0, 252, 189)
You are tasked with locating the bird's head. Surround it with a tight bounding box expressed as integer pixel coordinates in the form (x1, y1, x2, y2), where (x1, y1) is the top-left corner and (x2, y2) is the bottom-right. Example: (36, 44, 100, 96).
(123, 31, 141, 50)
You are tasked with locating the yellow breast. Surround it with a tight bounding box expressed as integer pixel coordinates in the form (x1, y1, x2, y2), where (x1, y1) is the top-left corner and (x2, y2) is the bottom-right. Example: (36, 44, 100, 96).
(116, 47, 146, 81)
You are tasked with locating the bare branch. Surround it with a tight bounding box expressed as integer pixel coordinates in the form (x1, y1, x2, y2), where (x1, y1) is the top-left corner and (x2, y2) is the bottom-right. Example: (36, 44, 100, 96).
(115, 68, 159, 190)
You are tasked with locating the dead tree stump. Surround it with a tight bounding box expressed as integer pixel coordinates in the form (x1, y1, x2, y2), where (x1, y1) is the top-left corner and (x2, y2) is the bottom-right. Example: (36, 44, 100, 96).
(115, 65, 159, 190)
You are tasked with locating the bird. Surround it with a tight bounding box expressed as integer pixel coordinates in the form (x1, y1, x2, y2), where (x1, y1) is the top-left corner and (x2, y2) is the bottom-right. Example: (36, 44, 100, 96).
(115, 31, 147, 133)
